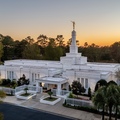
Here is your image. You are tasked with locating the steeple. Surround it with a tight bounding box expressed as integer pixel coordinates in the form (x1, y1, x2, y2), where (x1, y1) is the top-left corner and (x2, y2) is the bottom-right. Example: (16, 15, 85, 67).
(70, 21, 78, 53)
(60, 22, 87, 66)
(71, 21, 75, 30)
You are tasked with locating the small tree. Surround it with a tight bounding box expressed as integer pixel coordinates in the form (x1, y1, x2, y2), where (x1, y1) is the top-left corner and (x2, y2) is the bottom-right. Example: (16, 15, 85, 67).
(92, 86, 106, 120)
(69, 85, 71, 91)
(24, 87, 28, 95)
(88, 87, 92, 100)
(10, 80, 17, 88)
(71, 81, 86, 97)
(18, 74, 30, 86)
(48, 91, 53, 99)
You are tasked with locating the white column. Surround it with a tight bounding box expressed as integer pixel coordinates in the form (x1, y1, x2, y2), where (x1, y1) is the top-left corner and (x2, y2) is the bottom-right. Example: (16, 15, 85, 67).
(36, 81, 39, 92)
(57, 83, 61, 95)
(66, 82, 69, 91)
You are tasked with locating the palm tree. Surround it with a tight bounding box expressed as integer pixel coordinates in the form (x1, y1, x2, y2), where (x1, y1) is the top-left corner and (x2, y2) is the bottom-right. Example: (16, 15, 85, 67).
(94, 79, 107, 92)
(106, 84, 119, 120)
(114, 85, 120, 120)
(92, 86, 106, 120)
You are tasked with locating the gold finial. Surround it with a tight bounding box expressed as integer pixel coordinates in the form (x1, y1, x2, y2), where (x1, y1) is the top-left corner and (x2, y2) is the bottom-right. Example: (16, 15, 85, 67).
(71, 21, 75, 30)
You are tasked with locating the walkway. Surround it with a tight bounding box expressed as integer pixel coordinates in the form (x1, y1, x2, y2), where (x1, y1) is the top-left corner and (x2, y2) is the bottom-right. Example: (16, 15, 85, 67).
(3, 93, 101, 120)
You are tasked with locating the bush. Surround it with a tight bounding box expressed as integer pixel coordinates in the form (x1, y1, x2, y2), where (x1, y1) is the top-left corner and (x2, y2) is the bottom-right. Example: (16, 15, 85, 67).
(69, 85, 71, 91)
(63, 103, 120, 119)
(48, 91, 53, 99)
(10, 80, 17, 88)
(0, 80, 2, 85)
(94, 79, 107, 92)
(71, 81, 86, 95)
(68, 92, 74, 98)
(24, 87, 28, 94)
(88, 87, 92, 100)
(63, 103, 98, 114)
(1, 79, 11, 86)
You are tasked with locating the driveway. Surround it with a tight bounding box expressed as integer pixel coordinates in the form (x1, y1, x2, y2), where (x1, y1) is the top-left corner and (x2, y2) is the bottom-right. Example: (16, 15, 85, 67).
(0, 103, 75, 120)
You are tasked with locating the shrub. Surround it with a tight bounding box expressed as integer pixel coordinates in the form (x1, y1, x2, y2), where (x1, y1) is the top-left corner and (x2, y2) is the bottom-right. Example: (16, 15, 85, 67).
(48, 91, 53, 99)
(68, 92, 74, 98)
(24, 87, 28, 95)
(88, 87, 92, 100)
(63, 103, 98, 114)
(1, 79, 11, 86)
(71, 81, 86, 95)
(0, 80, 2, 85)
(10, 80, 17, 88)
(69, 85, 71, 91)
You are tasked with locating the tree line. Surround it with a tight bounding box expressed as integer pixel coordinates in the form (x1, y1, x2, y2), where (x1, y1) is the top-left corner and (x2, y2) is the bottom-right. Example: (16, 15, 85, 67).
(0, 34, 120, 63)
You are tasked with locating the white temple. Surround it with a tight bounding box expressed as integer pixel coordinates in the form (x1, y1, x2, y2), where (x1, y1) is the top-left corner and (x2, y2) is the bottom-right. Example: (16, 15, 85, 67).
(0, 23, 120, 93)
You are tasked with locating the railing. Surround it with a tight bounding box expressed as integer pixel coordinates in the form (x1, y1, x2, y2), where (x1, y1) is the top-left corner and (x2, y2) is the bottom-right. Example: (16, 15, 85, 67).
(51, 89, 70, 96)
(51, 89, 57, 96)
(60, 90, 69, 95)
(65, 98, 93, 107)
(15, 85, 42, 93)
(15, 85, 26, 93)
(0, 87, 15, 95)
(0, 85, 43, 95)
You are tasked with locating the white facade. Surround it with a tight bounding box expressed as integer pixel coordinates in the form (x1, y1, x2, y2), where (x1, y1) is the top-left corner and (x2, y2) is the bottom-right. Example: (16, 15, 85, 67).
(0, 27, 120, 93)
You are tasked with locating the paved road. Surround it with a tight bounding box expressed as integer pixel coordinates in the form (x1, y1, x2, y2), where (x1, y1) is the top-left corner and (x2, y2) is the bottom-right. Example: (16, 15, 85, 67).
(0, 103, 76, 120)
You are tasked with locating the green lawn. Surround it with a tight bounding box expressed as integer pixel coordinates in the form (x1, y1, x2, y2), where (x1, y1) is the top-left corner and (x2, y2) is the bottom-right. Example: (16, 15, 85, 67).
(44, 97, 58, 101)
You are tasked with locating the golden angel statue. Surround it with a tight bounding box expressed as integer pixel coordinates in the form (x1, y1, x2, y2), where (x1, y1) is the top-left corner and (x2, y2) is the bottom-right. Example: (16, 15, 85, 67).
(71, 21, 75, 30)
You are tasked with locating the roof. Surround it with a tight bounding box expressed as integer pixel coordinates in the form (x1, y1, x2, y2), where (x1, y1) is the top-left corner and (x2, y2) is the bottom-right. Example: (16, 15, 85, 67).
(36, 77, 68, 84)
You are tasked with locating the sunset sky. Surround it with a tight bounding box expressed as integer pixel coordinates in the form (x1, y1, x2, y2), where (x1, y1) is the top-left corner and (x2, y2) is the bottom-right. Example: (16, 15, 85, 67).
(0, 0, 120, 46)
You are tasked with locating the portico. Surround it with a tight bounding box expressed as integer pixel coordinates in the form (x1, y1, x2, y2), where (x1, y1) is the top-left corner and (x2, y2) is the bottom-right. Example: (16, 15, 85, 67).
(36, 77, 69, 95)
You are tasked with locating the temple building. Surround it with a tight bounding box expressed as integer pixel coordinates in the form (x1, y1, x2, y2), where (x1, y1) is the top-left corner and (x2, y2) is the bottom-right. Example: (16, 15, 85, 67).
(0, 23, 120, 93)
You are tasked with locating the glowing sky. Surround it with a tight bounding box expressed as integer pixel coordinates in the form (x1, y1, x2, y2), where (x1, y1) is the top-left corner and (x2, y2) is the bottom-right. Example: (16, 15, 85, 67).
(0, 0, 120, 46)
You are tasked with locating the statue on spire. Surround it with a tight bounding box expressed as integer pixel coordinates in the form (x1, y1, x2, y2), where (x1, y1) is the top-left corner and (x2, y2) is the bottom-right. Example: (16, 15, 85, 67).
(71, 21, 75, 30)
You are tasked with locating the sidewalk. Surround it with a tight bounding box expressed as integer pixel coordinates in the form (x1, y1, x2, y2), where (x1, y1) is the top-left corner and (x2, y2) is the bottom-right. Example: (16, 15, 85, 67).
(3, 94, 101, 120)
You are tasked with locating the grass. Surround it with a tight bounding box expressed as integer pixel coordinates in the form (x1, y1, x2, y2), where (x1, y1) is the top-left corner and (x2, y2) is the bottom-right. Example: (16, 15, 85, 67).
(44, 97, 58, 101)
(20, 93, 31, 97)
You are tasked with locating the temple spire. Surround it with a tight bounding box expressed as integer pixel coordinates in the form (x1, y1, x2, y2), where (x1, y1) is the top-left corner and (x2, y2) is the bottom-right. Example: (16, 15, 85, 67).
(71, 21, 75, 30)
(69, 21, 78, 53)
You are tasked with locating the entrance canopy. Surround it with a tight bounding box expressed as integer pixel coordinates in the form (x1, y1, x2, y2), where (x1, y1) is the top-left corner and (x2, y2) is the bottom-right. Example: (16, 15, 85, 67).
(36, 77, 68, 84)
